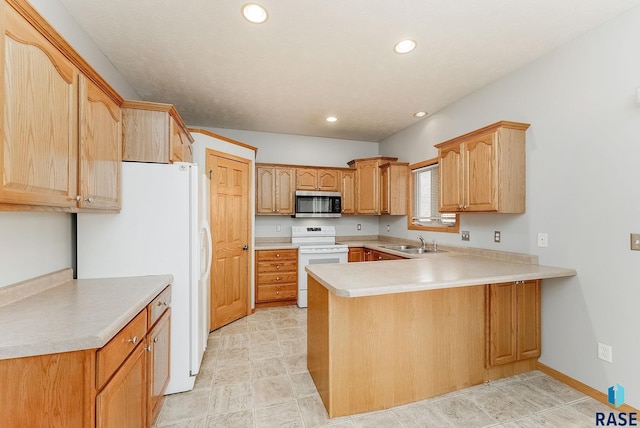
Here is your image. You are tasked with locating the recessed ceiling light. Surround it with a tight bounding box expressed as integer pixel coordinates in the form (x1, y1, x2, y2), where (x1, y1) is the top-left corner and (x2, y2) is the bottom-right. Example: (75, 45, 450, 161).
(326, 116, 338, 123)
(394, 39, 417, 54)
(413, 111, 427, 118)
(242, 3, 268, 24)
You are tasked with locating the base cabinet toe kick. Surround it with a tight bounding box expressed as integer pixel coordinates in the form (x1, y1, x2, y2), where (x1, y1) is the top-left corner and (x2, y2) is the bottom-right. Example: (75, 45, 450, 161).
(306, 277, 542, 418)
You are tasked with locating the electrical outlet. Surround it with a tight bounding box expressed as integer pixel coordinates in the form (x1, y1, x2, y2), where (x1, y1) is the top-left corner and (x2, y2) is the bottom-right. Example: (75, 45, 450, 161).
(537, 232, 548, 248)
(494, 231, 501, 243)
(631, 233, 640, 251)
(276, 224, 281, 232)
(461, 231, 470, 241)
(357, 224, 361, 231)
(598, 342, 613, 363)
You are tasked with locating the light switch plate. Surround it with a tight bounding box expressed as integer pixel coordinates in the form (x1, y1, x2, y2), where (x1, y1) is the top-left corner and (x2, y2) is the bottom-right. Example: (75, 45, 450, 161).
(631, 233, 640, 250)
(494, 231, 501, 243)
(461, 231, 470, 241)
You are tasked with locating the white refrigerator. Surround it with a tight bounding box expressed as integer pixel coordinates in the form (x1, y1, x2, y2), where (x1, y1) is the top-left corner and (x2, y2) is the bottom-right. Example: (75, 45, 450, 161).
(77, 161, 212, 394)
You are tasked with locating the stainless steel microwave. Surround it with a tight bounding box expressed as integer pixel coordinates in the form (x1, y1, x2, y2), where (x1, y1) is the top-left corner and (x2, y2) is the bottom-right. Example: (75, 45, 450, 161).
(294, 191, 342, 218)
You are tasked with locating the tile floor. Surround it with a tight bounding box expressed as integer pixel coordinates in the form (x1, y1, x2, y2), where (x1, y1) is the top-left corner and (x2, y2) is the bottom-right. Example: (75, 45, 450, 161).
(154, 305, 614, 427)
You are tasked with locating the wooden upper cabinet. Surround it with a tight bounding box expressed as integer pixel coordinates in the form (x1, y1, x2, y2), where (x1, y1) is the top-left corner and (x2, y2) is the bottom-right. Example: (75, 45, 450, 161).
(296, 168, 339, 191)
(78, 75, 122, 210)
(340, 169, 355, 214)
(348, 156, 398, 215)
(379, 161, 409, 215)
(0, 0, 123, 212)
(256, 165, 294, 215)
(0, 3, 78, 208)
(436, 121, 529, 213)
(122, 101, 194, 164)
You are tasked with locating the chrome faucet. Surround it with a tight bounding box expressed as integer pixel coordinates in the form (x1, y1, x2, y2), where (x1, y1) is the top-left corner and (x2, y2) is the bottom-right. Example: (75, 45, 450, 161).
(418, 235, 426, 249)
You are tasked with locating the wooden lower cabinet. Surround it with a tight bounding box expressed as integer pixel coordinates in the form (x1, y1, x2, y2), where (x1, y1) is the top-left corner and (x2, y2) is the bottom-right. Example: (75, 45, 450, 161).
(371, 250, 406, 261)
(349, 247, 406, 262)
(147, 311, 171, 424)
(0, 285, 171, 428)
(348, 247, 364, 262)
(96, 342, 147, 428)
(255, 249, 298, 307)
(307, 277, 541, 418)
(487, 280, 541, 366)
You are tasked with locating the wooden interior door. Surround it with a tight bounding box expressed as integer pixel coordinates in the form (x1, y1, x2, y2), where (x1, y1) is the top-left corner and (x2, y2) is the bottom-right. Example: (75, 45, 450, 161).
(207, 150, 251, 330)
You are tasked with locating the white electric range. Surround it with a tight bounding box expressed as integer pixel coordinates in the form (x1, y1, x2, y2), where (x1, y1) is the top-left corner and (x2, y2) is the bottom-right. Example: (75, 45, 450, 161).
(291, 226, 348, 308)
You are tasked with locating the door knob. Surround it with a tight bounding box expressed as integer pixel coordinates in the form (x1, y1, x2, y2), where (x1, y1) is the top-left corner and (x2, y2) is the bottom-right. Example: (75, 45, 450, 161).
(242, 245, 248, 250)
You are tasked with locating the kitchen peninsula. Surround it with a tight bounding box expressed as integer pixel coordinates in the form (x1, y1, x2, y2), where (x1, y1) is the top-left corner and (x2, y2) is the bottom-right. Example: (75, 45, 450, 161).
(305, 252, 576, 418)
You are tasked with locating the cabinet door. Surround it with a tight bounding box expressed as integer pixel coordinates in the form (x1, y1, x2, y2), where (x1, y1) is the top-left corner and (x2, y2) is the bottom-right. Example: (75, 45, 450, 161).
(148, 311, 170, 425)
(1, 5, 78, 207)
(122, 108, 169, 163)
(438, 146, 462, 212)
(275, 168, 295, 214)
(340, 170, 355, 214)
(317, 169, 339, 191)
(488, 282, 517, 366)
(379, 165, 390, 214)
(348, 247, 364, 262)
(96, 343, 147, 428)
(78, 75, 121, 210)
(516, 280, 541, 360)
(256, 167, 276, 214)
(463, 132, 498, 212)
(355, 160, 379, 214)
(170, 118, 192, 163)
(296, 168, 317, 190)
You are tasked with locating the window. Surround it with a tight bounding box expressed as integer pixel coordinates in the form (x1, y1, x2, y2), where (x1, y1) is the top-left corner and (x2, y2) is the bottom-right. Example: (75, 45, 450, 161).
(408, 158, 459, 232)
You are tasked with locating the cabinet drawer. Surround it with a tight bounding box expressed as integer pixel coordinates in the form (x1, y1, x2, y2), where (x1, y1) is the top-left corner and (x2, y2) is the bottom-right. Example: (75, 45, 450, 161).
(257, 272, 298, 285)
(256, 260, 297, 273)
(96, 309, 148, 389)
(257, 249, 297, 262)
(257, 284, 297, 302)
(148, 285, 171, 328)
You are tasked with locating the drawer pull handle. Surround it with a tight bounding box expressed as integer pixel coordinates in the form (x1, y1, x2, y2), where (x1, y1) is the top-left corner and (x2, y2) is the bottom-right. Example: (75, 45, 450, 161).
(157, 301, 169, 307)
(128, 336, 139, 345)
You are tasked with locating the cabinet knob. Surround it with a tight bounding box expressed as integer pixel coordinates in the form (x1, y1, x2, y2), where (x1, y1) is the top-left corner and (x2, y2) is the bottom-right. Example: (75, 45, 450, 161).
(86, 197, 94, 203)
(276, 277, 281, 281)
(153, 337, 159, 343)
(276, 291, 280, 295)
(275, 209, 280, 212)
(276, 265, 280, 269)
(75, 195, 82, 202)
(128, 336, 138, 345)
(145, 345, 153, 352)
(276, 254, 280, 258)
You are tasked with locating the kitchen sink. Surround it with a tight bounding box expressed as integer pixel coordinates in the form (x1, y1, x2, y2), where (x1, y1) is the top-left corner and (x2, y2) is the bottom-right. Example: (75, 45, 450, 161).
(380, 245, 446, 254)
(379, 245, 422, 250)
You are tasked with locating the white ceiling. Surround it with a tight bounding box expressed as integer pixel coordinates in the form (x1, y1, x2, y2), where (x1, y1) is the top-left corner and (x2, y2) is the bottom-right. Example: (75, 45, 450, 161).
(59, 0, 640, 142)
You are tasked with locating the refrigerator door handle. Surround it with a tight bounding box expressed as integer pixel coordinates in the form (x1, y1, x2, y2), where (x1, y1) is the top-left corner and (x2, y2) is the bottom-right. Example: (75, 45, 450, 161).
(202, 221, 213, 281)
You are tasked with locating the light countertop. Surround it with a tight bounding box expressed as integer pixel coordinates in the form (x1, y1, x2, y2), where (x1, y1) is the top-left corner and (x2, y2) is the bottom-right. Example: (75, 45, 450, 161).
(0, 273, 173, 360)
(306, 252, 576, 297)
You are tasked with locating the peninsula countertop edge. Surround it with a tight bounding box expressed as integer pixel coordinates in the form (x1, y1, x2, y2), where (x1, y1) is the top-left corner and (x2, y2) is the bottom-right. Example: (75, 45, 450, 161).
(305, 252, 576, 298)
